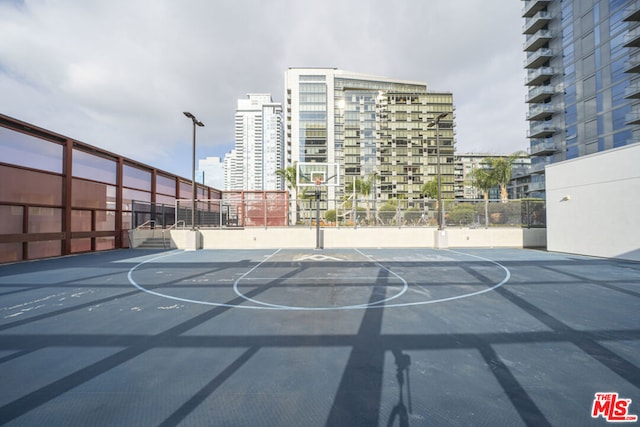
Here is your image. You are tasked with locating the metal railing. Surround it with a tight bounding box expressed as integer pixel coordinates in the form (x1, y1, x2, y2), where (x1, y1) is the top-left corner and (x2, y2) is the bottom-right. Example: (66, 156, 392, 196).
(135, 220, 157, 230)
(132, 198, 546, 230)
(290, 198, 546, 229)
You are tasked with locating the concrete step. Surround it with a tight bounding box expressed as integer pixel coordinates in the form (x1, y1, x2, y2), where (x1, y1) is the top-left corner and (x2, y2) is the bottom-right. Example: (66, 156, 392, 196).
(136, 237, 167, 249)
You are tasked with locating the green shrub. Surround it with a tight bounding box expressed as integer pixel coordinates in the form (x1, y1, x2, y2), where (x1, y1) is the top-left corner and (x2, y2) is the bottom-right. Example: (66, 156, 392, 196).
(404, 207, 422, 222)
(448, 205, 476, 225)
(324, 209, 336, 223)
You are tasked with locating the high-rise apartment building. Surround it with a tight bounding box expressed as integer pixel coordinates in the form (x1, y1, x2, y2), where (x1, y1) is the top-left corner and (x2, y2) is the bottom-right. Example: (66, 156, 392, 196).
(523, 0, 639, 198)
(284, 68, 454, 202)
(375, 91, 455, 201)
(223, 149, 238, 190)
(226, 94, 283, 191)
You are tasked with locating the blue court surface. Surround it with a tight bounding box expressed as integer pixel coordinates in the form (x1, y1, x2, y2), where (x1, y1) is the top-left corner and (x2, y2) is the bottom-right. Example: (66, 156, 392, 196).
(0, 248, 638, 426)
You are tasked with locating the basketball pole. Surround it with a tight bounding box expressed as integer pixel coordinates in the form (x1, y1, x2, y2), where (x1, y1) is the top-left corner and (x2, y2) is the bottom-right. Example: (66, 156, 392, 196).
(315, 180, 321, 249)
(298, 163, 337, 250)
(352, 176, 356, 229)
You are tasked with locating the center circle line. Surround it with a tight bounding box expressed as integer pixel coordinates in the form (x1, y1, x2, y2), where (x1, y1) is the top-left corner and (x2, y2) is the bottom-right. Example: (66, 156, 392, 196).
(232, 248, 409, 310)
(127, 248, 511, 310)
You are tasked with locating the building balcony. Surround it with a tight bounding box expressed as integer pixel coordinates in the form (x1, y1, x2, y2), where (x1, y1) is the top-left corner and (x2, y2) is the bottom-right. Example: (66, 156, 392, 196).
(624, 56, 640, 73)
(625, 83, 640, 98)
(529, 157, 552, 174)
(524, 29, 552, 52)
(528, 123, 555, 138)
(529, 138, 555, 155)
(526, 85, 555, 103)
(527, 104, 554, 121)
(623, 27, 640, 48)
(522, 0, 551, 18)
(526, 67, 555, 86)
(625, 110, 640, 125)
(527, 180, 546, 191)
(523, 11, 552, 35)
(624, 0, 640, 21)
(524, 48, 554, 69)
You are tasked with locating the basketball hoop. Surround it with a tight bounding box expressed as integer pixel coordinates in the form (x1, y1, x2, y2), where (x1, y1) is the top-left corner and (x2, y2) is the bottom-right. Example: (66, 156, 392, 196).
(295, 162, 339, 250)
(296, 162, 340, 188)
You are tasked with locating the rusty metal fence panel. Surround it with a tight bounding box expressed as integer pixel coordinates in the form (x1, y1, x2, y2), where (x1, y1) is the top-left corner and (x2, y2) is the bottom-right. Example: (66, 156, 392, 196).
(168, 191, 289, 228)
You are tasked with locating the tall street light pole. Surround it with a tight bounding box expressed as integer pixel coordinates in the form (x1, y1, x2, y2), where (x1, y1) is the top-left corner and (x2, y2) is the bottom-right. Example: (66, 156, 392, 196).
(427, 112, 448, 230)
(183, 112, 204, 231)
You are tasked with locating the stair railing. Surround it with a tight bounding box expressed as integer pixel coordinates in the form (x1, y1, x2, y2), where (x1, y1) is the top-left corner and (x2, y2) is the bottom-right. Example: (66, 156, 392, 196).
(128, 220, 157, 248)
(135, 220, 157, 238)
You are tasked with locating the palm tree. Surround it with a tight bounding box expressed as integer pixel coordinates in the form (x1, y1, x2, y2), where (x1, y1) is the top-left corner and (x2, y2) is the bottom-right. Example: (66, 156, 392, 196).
(275, 164, 298, 225)
(471, 165, 498, 228)
(275, 165, 296, 191)
(360, 177, 373, 222)
(275, 162, 314, 199)
(483, 152, 526, 203)
(345, 176, 373, 223)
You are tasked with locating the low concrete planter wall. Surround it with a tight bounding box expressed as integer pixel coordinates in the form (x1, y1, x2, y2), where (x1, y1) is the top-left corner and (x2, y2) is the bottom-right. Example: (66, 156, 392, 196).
(166, 227, 546, 250)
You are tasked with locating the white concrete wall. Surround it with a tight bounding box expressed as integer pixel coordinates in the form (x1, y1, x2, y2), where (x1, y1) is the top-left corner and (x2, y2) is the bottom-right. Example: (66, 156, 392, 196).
(168, 227, 545, 250)
(546, 143, 640, 261)
(128, 229, 162, 248)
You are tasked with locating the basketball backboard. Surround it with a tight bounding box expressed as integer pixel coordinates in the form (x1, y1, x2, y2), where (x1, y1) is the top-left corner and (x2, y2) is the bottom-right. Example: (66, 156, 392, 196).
(296, 162, 340, 187)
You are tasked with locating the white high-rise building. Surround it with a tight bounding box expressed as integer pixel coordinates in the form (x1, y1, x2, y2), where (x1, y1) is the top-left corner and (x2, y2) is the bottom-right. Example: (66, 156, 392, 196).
(227, 94, 283, 190)
(224, 149, 240, 190)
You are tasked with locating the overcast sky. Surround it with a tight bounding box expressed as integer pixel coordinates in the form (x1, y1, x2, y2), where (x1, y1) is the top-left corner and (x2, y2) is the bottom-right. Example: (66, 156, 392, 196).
(0, 0, 529, 180)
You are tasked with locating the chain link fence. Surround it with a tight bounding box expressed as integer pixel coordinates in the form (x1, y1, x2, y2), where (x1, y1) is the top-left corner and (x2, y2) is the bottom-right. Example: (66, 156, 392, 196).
(131, 197, 545, 229)
(291, 198, 546, 228)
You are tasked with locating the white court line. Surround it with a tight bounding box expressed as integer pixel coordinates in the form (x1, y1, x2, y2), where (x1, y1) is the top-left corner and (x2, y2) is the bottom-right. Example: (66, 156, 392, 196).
(128, 249, 282, 310)
(238, 277, 390, 281)
(375, 249, 512, 308)
(231, 248, 408, 310)
(127, 248, 511, 311)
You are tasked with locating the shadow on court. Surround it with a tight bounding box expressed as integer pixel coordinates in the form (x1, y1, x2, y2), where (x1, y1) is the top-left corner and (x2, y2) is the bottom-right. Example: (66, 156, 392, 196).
(0, 248, 638, 426)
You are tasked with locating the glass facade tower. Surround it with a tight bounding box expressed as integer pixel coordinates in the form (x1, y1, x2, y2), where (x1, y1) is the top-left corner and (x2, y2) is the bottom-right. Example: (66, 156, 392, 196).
(298, 76, 328, 163)
(285, 68, 454, 202)
(524, 0, 639, 198)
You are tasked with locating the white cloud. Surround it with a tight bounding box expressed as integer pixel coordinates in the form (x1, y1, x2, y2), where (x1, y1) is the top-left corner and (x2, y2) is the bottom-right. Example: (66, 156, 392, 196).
(0, 0, 529, 178)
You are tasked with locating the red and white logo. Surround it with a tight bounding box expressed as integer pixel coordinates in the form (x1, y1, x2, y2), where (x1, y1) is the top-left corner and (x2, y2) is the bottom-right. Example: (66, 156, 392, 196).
(591, 392, 638, 423)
